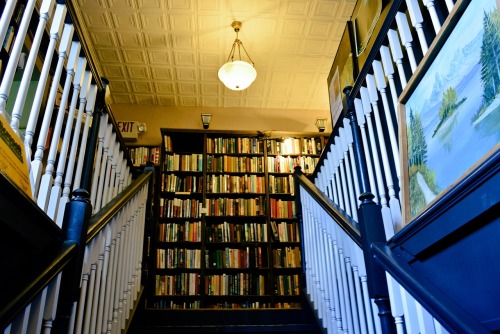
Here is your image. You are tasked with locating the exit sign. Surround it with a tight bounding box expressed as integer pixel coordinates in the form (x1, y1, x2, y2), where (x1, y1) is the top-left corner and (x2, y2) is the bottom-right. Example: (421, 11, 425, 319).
(117, 120, 138, 141)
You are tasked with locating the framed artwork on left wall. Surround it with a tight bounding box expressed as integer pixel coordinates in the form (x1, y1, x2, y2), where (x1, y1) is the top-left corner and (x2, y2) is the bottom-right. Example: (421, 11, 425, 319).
(327, 22, 358, 129)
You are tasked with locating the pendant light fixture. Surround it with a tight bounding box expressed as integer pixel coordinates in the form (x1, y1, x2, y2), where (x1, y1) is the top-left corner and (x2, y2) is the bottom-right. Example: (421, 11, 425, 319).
(218, 21, 257, 91)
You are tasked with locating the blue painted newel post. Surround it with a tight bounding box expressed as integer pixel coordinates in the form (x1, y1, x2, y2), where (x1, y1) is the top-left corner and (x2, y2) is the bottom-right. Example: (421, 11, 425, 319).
(343, 86, 395, 333)
(53, 189, 92, 333)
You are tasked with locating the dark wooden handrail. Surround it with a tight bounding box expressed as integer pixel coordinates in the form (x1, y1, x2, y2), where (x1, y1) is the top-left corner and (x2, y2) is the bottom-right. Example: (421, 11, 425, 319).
(86, 171, 153, 243)
(294, 168, 362, 248)
(0, 243, 77, 330)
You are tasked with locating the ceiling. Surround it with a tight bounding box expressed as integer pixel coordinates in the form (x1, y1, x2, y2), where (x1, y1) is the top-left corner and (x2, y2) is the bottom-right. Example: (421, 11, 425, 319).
(71, 0, 357, 115)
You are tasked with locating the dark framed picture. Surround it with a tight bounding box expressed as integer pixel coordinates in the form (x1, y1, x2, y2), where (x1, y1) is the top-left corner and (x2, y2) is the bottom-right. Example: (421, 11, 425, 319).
(399, 0, 500, 224)
(327, 22, 357, 128)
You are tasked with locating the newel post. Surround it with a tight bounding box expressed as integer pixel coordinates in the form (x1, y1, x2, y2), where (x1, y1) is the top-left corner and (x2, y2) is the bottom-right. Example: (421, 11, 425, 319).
(343, 86, 395, 333)
(81, 78, 109, 192)
(53, 189, 92, 333)
(293, 166, 307, 290)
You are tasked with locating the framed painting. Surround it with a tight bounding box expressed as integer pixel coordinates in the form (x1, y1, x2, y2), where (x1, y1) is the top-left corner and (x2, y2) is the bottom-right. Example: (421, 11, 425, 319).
(327, 22, 358, 129)
(399, 0, 500, 224)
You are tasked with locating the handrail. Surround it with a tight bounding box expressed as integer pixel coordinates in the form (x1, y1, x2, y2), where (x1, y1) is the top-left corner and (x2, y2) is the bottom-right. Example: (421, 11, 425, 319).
(294, 168, 362, 248)
(0, 243, 76, 330)
(86, 171, 153, 243)
(372, 242, 490, 334)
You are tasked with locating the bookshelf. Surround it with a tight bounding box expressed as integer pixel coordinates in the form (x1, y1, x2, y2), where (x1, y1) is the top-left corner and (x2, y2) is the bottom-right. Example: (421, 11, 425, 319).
(147, 129, 327, 310)
(128, 146, 160, 166)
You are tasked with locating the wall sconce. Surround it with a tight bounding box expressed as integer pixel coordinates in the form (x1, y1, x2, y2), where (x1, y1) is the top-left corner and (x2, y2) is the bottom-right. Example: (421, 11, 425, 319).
(201, 113, 212, 129)
(315, 118, 327, 132)
(137, 122, 147, 133)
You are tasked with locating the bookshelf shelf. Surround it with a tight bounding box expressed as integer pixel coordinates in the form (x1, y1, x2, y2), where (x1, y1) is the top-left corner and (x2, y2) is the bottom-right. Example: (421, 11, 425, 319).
(147, 129, 328, 310)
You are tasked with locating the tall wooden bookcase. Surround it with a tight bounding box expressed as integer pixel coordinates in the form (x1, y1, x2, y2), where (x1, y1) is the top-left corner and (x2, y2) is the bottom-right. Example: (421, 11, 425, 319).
(147, 129, 327, 310)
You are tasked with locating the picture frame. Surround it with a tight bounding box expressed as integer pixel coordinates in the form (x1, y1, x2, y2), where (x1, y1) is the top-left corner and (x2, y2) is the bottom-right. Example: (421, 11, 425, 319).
(398, 0, 500, 225)
(327, 22, 358, 129)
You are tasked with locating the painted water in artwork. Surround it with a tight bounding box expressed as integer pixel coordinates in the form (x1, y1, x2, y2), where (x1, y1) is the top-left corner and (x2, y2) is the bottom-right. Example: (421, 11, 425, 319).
(405, 0, 500, 218)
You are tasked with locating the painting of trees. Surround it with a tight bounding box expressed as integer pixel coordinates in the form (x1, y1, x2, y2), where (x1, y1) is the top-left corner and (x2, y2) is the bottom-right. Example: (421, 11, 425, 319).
(480, 9, 500, 106)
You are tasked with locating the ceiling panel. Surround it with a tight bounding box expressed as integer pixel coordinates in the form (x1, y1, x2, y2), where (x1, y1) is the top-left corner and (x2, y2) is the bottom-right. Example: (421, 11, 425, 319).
(71, 0, 357, 115)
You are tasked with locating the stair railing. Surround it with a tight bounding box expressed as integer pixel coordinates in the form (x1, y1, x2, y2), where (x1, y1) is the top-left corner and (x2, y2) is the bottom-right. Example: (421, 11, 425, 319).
(0, 1, 147, 333)
(301, 0, 497, 332)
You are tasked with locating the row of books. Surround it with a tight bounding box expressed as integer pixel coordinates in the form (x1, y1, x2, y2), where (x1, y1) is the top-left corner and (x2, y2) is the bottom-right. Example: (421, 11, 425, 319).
(275, 275, 300, 296)
(206, 222, 268, 243)
(161, 174, 202, 193)
(156, 248, 201, 269)
(268, 175, 295, 194)
(206, 155, 265, 173)
(163, 153, 203, 172)
(129, 146, 160, 166)
(150, 300, 298, 310)
(205, 302, 273, 309)
(269, 199, 295, 219)
(266, 137, 322, 155)
(150, 300, 201, 309)
(271, 221, 301, 242)
(205, 273, 267, 296)
(206, 197, 265, 216)
(155, 273, 200, 296)
(267, 156, 319, 174)
(206, 137, 263, 154)
(159, 198, 201, 218)
(158, 221, 202, 242)
(272, 247, 301, 268)
(206, 174, 265, 194)
(205, 246, 267, 269)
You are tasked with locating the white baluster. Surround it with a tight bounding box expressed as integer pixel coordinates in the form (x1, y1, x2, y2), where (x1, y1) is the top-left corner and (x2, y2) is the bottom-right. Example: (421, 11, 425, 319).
(0, 0, 36, 116)
(400, 286, 421, 334)
(327, 149, 339, 206)
(75, 247, 90, 334)
(354, 98, 379, 204)
(406, 0, 429, 54)
(10, 0, 55, 134)
(332, 144, 345, 212)
(334, 139, 352, 218)
(343, 238, 361, 334)
(339, 126, 358, 222)
(337, 226, 353, 333)
(353, 246, 370, 334)
(42, 273, 62, 333)
(82, 240, 98, 334)
(372, 60, 402, 195)
(379, 45, 400, 124)
(57, 68, 91, 226)
(343, 118, 362, 208)
(444, 0, 454, 13)
(10, 305, 30, 334)
(416, 300, 437, 334)
(360, 87, 395, 237)
(47, 43, 83, 222)
(31, 23, 73, 201)
(104, 216, 120, 334)
(366, 74, 403, 231)
(27, 288, 48, 334)
(112, 218, 124, 333)
(395, 12, 418, 73)
(100, 133, 117, 208)
(422, 0, 442, 34)
(0, 0, 17, 48)
(24, 5, 66, 189)
(93, 124, 113, 212)
(73, 85, 98, 190)
(38, 37, 78, 213)
(387, 29, 408, 89)
(325, 215, 340, 332)
(113, 151, 125, 198)
(106, 143, 120, 203)
(90, 234, 106, 334)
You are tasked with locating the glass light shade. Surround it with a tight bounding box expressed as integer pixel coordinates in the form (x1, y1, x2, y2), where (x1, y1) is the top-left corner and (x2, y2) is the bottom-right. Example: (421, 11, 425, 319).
(218, 60, 257, 90)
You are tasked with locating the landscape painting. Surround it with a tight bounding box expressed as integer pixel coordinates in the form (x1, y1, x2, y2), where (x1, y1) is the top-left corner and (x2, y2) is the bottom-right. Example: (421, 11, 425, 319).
(403, 0, 500, 220)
